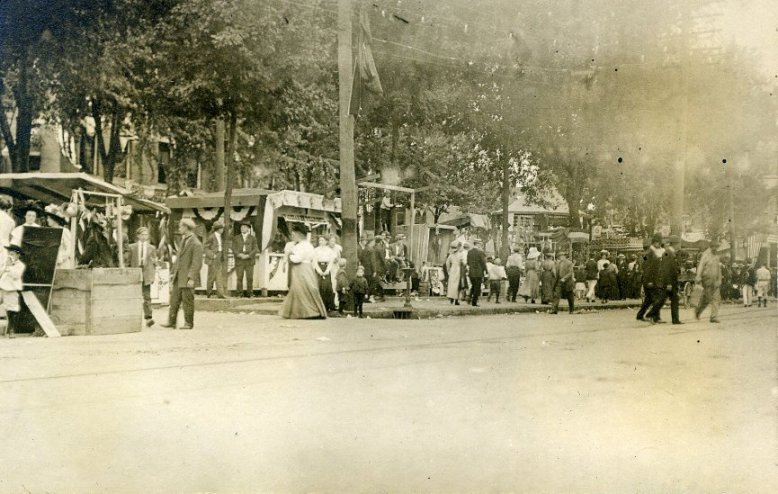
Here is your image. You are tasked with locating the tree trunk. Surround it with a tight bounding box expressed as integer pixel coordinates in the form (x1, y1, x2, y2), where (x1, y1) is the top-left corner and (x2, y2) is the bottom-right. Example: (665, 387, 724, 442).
(13, 49, 33, 172)
(221, 112, 238, 288)
(500, 154, 510, 260)
(0, 79, 18, 171)
(565, 189, 582, 230)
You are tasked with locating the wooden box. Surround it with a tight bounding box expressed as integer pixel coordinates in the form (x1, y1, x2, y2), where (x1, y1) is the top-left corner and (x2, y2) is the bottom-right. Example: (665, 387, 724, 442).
(50, 268, 143, 336)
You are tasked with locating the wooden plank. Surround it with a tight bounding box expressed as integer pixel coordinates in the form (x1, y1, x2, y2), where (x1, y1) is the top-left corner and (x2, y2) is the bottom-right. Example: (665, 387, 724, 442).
(91, 299, 142, 317)
(91, 284, 141, 301)
(91, 268, 142, 285)
(21, 291, 61, 338)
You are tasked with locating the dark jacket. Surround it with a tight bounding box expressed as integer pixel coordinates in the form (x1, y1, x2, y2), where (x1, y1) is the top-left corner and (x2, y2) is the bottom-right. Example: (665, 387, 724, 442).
(171, 233, 203, 288)
(204, 231, 224, 264)
(336, 270, 349, 292)
(585, 259, 598, 280)
(371, 242, 386, 275)
(642, 246, 663, 286)
(659, 247, 680, 288)
(358, 244, 373, 274)
(350, 276, 369, 294)
(232, 233, 258, 264)
(466, 247, 488, 278)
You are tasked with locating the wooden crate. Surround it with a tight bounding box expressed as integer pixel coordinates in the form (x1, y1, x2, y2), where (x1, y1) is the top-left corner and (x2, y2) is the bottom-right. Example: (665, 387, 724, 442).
(50, 268, 143, 336)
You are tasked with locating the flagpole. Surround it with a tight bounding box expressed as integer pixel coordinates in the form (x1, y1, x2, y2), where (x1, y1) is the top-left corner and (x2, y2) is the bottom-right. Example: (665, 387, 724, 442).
(338, 0, 358, 280)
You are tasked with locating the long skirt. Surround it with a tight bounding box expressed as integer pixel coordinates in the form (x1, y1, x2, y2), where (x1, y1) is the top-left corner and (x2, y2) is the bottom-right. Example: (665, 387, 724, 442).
(518, 269, 540, 300)
(317, 262, 335, 310)
(280, 262, 328, 319)
(540, 270, 557, 304)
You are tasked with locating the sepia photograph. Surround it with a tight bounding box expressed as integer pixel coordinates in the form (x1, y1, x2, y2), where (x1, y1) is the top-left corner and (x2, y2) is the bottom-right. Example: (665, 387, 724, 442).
(1, 0, 776, 492)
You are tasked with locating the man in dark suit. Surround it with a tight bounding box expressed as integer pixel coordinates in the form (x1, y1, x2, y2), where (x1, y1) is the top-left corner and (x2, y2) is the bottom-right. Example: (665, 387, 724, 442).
(161, 219, 203, 330)
(638, 233, 665, 323)
(232, 221, 258, 297)
(369, 235, 386, 302)
(466, 239, 488, 306)
(660, 236, 683, 324)
(204, 220, 226, 298)
(128, 226, 158, 327)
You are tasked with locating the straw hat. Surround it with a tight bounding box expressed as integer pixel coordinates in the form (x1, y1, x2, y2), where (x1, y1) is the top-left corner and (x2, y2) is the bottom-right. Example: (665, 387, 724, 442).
(527, 247, 540, 260)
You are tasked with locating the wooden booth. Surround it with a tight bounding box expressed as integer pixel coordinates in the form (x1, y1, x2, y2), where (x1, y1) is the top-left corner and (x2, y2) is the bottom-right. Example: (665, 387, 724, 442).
(0, 172, 168, 336)
(166, 189, 341, 295)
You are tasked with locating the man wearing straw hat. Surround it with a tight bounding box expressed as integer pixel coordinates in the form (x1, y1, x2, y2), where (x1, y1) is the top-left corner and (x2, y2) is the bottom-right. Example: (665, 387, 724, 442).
(129, 226, 158, 327)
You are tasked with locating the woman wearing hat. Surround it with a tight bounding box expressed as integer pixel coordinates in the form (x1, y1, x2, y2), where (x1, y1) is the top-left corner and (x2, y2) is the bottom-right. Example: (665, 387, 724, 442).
(9, 205, 41, 247)
(518, 247, 540, 303)
(279, 223, 327, 319)
(445, 240, 466, 305)
(45, 205, 74, 269)
(0, 244, 25, 338)
(539, 250, 557, 305)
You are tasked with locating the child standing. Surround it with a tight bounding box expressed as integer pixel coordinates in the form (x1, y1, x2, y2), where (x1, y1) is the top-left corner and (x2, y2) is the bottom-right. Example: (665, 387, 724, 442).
(350, 265, 369, 318)
(0, 245, 26, 338)
(335, 258, 349, 316)
(487, 258, 507, 303)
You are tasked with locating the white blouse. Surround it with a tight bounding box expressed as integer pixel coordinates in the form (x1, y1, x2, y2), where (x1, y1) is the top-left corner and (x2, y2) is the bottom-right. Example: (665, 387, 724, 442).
(289, 240, 316, 264)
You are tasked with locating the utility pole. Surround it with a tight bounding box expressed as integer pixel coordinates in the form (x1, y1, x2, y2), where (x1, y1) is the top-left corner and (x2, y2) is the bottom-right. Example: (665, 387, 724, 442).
(727, 158, 736, 265)
(338, 0, 358, 277)
(671, 3, 690, 239)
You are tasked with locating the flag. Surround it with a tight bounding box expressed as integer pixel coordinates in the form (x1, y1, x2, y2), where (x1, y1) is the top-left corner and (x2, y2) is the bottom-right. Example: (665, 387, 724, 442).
(349, 8, 383, 116)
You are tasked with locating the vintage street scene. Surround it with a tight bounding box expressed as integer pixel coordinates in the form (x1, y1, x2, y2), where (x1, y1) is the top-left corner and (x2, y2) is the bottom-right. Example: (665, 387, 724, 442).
(1, 0, 777, 492)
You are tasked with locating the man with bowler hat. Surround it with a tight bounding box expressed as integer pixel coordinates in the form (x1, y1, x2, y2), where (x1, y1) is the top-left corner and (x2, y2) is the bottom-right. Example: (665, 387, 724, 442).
(639, 233, 666, 323)
(129, 226, 158, 327)
(161, 219, 202, 329)
(660, 235, 683, 324)
(466, 238, 488, 307)
(232, 221, 258, 297)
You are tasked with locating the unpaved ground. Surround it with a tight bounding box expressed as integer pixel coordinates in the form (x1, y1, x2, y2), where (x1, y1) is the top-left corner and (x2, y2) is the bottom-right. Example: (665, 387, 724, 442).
(0, 305, 775, 493)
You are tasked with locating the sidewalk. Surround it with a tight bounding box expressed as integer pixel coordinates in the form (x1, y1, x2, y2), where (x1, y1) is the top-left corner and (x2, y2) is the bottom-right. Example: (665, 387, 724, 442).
(192, 294, 643, 319)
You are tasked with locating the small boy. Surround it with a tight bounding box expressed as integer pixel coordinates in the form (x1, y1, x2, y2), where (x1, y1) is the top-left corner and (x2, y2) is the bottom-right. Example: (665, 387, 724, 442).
(335, 258, 349, 315)
(350, 265, 369, 318)
(0, 245, 26, 338)
(486, 258, 507, 303)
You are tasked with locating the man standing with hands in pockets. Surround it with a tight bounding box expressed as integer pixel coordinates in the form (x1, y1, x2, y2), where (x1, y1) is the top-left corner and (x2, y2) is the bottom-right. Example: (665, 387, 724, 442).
(161, 219, 203, 330)
(129, 227, 158, 327)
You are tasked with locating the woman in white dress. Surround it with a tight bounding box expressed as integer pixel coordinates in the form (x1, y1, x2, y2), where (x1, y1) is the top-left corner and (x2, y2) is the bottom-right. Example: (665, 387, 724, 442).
(280, 225, 327, 319)
(445, 240, 466, 305)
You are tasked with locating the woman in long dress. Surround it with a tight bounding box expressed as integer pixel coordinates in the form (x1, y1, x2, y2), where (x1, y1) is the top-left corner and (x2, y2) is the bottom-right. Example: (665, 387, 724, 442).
(314, 235, 336, 311)
(519, 248, 541, 303)
(279, 226, 328, 319)
(445, 241, 466, 305)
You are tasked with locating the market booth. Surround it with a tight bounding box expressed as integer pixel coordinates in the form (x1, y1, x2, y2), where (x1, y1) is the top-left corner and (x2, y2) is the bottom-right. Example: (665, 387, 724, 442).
(0, 172, 168, 336)
(166, 189, 341, 294)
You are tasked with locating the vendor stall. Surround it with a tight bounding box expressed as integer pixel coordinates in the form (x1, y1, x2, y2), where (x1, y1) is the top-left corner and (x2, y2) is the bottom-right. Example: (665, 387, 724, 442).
(0, 172, 168, 335)
(166, 189, 341, 294)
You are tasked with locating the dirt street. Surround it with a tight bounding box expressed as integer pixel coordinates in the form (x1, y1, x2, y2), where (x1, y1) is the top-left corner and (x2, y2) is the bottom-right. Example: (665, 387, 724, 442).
(1, 305, 775, 493)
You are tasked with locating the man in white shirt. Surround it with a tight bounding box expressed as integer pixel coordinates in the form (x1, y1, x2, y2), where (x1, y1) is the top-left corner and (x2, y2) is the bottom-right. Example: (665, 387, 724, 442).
(10, 206, 41, 247)
(129, 227, 158, 327)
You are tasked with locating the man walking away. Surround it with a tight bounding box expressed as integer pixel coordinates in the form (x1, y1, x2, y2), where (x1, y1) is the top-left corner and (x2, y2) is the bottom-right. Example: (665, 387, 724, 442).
(161, 219, 203, 330)
(466, 239, 488, 307)
(660, 236, 682, 325)
(204, 221, 226, 298)
(553, 251, 576, 314)
(694, 239, 722, 323)
(755, 262, 770, 308)
(505, 247, 523, 302)
(486, 258, 507, 303)
(129, 227, 158, 327)
(584, 256, 598, 303)
(233, 221, 258, 298)
(639, 233, 665, 323)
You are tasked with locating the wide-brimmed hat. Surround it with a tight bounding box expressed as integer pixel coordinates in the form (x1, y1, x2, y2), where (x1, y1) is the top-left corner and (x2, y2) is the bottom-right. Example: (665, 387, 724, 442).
(211, 220, 224, 230)
(136, 226, 150, 235)
(449, 240, 460, 249)
(4, 244, 23, 255)
(527, 247, 540, 259)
